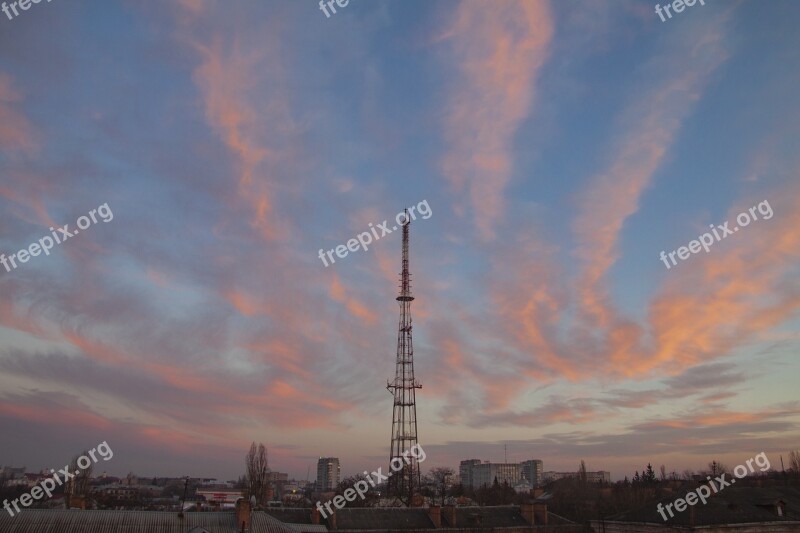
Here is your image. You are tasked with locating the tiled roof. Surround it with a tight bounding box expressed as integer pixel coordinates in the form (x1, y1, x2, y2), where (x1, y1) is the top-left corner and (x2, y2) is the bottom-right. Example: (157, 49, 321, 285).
(607, 486, 800, 526)
(0, 509, 296, 533)
(284, 525, 328, 533)
(333, 507, 435, 529)
(263, 508, 314, 524)
(450, 505, 529, 527)
(318, 505, 575, 530)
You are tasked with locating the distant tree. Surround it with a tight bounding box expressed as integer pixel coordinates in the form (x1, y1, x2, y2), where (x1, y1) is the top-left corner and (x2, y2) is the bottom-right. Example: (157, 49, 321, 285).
(161, 483, 185, 499)
(498, 479, 515, 505)
(642, 463, 657, 485)
(789, 450, 800, 476)
(473, 483, 487, 505)
(64, 451, 93, 509)
(335, 474, 378, 507)
(428, 467, 454, 506)
(632, 471, 640, 484)
(490, 477, 500, 505)
(706, 461, 728, 477)
(243, 442, 270, 506)
(0, 470, 15, 503)
(449, 482, 465, 498)
(578, 460, 588, 486)
(659, 465, 667, 482)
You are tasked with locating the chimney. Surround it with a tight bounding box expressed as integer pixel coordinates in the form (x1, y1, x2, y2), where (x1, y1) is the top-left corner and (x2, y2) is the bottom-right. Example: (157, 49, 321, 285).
(520, 503, 534, 525)
(235, 498, 251, 532)
(533, 502, 548, 525)
(311, 507, 321, 525)
(69, 496, 86, 510)
(428, 506, 441, 528)
(442, 505, 456, 527)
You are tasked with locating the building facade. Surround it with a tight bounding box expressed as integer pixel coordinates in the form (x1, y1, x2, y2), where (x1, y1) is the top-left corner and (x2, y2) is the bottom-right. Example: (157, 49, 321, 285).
(473, 462, 521, 488)
(459, 459, 481, 490)
(460, 461, 522, 489)
(316, 457, 340, 492)
(460, 459, 546, 490)
(521, 459, 544, 487)
(541, 470, 610, 484)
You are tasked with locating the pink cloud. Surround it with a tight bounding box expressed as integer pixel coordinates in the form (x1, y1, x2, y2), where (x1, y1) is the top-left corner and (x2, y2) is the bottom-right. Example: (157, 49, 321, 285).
(440, 0, 553, 240)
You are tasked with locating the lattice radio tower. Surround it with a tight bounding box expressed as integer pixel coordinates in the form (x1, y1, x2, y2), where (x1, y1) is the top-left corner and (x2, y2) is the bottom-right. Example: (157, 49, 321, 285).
(386, 209, 422, 506)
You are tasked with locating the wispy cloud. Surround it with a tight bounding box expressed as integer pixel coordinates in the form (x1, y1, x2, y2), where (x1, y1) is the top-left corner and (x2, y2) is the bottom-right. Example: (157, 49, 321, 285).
(441, 0, 553, 240)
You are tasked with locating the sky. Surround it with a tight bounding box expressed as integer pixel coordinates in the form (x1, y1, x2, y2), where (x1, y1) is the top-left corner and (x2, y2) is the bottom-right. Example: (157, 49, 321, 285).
(0, 0, 799, 483)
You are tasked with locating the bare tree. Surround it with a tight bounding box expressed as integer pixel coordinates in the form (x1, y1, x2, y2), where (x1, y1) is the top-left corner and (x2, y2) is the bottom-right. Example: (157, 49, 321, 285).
(578, 460, 588, 485)
(429, 467, 454, 506)
(659, 465, 667, 482)
(243, 442, 270, 506)
(64, 452, 93, 509)
(705, 461, 728, 477)
(0, 469, 9, 502)
(789, 450, 800, 474)
(336, 474, 379, 507)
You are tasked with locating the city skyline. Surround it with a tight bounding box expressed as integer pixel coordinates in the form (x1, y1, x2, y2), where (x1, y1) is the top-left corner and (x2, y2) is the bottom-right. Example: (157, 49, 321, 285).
(1, 0, 799, 485)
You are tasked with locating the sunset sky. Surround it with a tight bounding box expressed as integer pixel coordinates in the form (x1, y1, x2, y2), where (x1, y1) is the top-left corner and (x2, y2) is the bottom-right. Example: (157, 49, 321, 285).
(1, 0, 799, 482)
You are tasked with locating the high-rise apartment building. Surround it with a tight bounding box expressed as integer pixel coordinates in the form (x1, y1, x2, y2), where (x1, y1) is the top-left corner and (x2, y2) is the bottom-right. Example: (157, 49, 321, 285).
(459, 459, 481, 489)
(316, 457, 340, 492)
(521, 459, 544, 487)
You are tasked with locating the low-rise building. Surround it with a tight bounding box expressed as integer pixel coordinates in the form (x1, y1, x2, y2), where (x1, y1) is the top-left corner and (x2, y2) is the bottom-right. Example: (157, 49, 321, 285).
(460, 459, 548, 489)
(196, 489, 243, 508)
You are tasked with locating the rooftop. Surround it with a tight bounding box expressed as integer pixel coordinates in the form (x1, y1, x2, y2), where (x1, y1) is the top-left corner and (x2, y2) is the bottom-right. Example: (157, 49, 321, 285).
(0, 509, 296, 533)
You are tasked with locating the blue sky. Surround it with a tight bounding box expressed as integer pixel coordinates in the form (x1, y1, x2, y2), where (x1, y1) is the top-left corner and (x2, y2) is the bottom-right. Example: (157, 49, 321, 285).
(0, 0, 798, 482)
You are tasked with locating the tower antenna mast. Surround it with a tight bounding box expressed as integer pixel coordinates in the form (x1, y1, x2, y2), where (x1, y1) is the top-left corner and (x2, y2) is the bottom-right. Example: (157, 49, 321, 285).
(387, 209, 422, 506)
